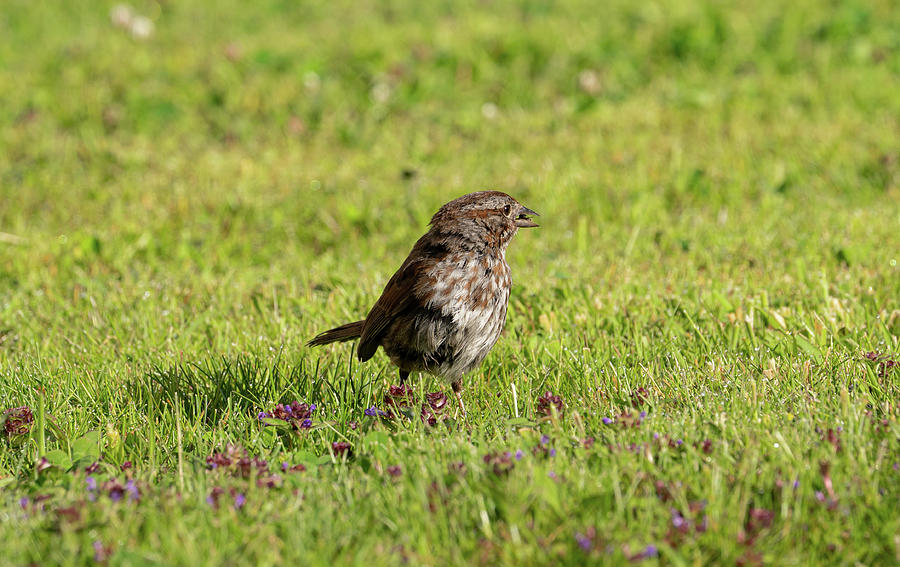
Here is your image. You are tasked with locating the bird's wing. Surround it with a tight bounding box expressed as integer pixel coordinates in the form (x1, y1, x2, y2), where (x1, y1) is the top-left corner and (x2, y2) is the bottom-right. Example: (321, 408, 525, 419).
(357, 256, 423, 362)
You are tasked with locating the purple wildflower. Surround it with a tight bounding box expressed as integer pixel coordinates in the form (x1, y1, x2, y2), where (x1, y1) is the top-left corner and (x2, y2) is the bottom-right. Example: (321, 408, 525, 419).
(540, 434, 550, 445)
(548, 471, 557, 480)
(3, 406, 34, 436)
(93, 540, 110, 562)
(109, 488, 123, 502)
(537, 392, 565, 418)
(576, 532, 592, 551)
(331, 441, 352, 457)
(793, 479, 800, 489)
(602, 417, 614, 425)
(125, 480, 140, 501)
(300, 419, 312, 429)
(257, 411, 270, 421)
(19, 496, 29, 510)
(671, 510, 686, 529)
(86, 476, 98, 491)
(234, 493, 246, 509)
(639, 411, 647, 419)
(549, 448, 557, 457)
(643, 545, 658, 558)
(515, 449, 524, 460)
(364, 407, 378, 417)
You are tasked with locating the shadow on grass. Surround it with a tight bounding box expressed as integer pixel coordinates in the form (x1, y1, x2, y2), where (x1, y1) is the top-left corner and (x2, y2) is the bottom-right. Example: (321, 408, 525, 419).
(129, 353, 377, 426)
(129, 356, 308, 426)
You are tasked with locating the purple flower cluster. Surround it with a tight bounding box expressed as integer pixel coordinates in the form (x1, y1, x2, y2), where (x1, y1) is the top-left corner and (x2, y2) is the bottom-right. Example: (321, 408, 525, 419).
(537, 391, 565, 418)
(739, 508, 775, 546)
(629, 545, 658, 561)
(665, 501, 708, 547)
(483, 451, 515, 475)
(815, 426, 843, 453)
(2, 406, 34, 436)
(630, 387, 650, 408)
(575, 527, 596, 551)
(86, 476, 140, 502)
(258, 401, 316, 430)
(206, 445, 269, 478)
(281, 462, 307, 473)
(206, 486, 247, 510)
(364, 406, 389, 417)
(863, 351, 898, 378)
(331, 441, 352, 457)
(601, 410, 647, 429)
(379, 384, 450, 426)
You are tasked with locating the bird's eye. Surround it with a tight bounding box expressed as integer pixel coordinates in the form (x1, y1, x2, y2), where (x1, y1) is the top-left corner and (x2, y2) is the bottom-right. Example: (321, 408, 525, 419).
(503, 204, 512, 215)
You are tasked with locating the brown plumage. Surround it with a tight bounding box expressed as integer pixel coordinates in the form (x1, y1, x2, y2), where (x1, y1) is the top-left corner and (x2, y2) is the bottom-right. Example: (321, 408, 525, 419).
(307, 191, 538, 412)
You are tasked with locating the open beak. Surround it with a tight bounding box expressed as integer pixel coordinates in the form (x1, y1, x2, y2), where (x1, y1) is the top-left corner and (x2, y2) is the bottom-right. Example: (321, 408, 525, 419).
(515, 205, 540, 228)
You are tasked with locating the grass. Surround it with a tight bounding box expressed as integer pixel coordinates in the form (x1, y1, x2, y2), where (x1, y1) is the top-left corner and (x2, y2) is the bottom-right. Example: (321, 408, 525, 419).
(1, 0, 899, 564)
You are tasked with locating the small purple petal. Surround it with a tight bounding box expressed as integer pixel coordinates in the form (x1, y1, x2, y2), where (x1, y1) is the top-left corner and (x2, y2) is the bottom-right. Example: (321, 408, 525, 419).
(549, 448, 557, 457)
(300, 418, 312, 429)
(793, 479, 800, 489)
(643, 544, 658, 557)
(548, 471, 557, 480)
(515, 449, 524, 460)
(126, 480, 140, 501)
(639, 411, 647, 419)
(282, 461, 289, 472)
(365, 407, 377, 417)
(93, 541, 105, 562)
(19, 496, 29, 510)
(602, 417, 614, 425)
(234, 493, 246, 509)
(86, 476, 97, 491)
(540, 434, 550, 445)
(575, 532, 592, 551)
(206, 495, 215, 506)
(675, 439, 683, 446)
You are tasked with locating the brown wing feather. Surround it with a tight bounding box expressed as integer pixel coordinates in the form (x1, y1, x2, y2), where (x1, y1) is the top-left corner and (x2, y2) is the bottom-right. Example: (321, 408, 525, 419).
(357, 258, 420, 361)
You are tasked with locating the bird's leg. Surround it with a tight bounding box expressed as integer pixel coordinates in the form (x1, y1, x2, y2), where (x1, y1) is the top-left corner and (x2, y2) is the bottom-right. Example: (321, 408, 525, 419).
(451, 380, 466, 420)
(398, 369, 409, 387)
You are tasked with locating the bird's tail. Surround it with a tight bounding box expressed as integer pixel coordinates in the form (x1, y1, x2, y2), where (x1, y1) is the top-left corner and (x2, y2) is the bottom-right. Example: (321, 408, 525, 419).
(306, 321, 364, 347)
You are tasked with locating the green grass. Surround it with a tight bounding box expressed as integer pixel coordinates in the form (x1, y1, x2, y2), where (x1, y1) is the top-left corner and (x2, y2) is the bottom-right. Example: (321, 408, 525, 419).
(2, 0, 899, 564)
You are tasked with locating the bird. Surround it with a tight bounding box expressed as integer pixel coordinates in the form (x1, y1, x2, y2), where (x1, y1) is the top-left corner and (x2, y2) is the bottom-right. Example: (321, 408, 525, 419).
(307, 191, 538, 415)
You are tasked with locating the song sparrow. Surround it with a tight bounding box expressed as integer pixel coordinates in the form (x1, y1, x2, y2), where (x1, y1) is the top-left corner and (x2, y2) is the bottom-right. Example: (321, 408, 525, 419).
(307, 191, 539, 413)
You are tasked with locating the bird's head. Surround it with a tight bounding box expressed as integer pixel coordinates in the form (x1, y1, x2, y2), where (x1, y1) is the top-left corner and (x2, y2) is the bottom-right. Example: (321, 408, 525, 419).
(430, 191, 539, 249)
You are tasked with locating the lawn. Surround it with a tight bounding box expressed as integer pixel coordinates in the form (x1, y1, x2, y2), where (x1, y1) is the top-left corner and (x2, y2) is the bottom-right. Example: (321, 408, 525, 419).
(1, 0, 899, 565)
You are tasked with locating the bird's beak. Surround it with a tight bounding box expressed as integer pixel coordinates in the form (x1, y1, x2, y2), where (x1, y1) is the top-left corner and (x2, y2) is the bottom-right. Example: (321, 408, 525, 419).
(515, 205, 540, 228)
